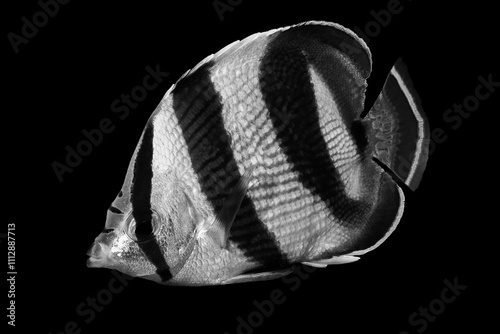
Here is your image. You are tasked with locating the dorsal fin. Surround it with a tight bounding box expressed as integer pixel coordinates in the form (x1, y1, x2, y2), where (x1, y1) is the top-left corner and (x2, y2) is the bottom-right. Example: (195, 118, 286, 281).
(164, 20, 372, 104)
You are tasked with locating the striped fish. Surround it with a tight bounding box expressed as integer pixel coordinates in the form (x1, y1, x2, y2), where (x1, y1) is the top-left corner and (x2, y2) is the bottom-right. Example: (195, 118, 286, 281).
(86, 21, 429, 285)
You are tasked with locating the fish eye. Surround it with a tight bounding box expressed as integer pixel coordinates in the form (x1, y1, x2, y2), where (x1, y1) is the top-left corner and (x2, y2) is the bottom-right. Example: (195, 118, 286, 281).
(126, 212, 161, 243)
(135, 220, 153, 239)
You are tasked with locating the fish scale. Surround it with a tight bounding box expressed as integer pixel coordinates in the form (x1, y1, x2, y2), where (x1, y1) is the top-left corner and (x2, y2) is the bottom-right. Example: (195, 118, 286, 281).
(259, 50, 367, 229)
(172, 59, 291, 271)
(210, 44, 354, 261)
(310, 66, 361, 181)
(152, 101, 206, 204)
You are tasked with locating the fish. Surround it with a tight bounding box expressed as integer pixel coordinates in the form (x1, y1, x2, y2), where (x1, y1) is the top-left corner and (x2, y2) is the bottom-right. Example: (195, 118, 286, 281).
(86, 20, 429, 285)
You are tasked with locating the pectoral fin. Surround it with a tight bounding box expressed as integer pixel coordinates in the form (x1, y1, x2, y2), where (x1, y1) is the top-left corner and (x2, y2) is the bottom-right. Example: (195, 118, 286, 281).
(208, 167, 255, 248)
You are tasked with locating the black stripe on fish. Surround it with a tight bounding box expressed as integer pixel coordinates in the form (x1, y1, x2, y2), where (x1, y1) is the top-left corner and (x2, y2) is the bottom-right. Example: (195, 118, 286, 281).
(172, 61, 289, 270)
(349, 119, 369, 155)
(131, 123, 172, 282)
(268, 25, 371, 155)
(131, 124, 154, 218)
(259, 33, 364, 224)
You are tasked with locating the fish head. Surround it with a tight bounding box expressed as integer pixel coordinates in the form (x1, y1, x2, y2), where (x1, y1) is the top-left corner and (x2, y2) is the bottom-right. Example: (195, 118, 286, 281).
(86, 188, 157, 277)
(87, 167, 206, 284)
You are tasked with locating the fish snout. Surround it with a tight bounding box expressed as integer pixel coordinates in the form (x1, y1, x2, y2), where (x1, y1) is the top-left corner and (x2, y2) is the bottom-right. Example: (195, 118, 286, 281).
(86, 241, 102, 257)
(86, 230, 116, 268)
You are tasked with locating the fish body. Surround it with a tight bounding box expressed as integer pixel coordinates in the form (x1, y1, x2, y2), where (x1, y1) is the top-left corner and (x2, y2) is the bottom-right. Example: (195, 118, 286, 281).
(87, 21, 429, 285)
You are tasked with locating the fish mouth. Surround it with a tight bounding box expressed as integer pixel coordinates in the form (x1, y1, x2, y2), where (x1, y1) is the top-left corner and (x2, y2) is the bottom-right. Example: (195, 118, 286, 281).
(86, 256, 103, 268)
(87, 229, 121, 268)
(86, 242, 113, 268)
(87, 241, 99, 257)
(86, 242, 102, 268)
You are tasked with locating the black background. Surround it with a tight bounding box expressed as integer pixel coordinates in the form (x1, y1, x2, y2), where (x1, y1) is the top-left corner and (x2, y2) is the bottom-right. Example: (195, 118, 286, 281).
(4, 0, 498, 333)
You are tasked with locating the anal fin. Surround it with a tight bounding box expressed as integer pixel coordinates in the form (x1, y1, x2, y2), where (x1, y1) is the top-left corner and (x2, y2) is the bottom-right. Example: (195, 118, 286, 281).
(302, 255, 360, 268)
(221, 268, 293, 284)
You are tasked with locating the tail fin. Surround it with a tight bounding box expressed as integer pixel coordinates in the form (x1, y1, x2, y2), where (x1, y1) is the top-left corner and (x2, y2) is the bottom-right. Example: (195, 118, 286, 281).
(364, 58, 430, 191)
